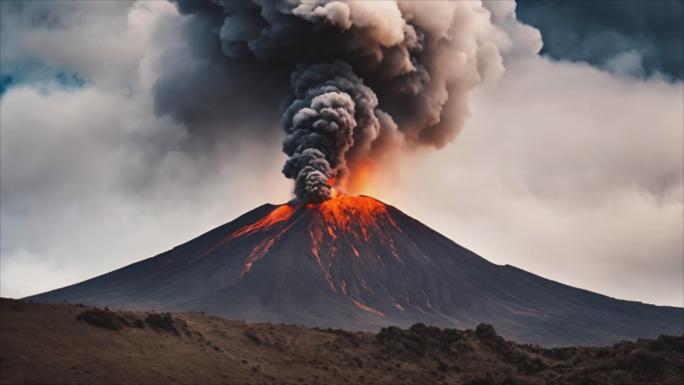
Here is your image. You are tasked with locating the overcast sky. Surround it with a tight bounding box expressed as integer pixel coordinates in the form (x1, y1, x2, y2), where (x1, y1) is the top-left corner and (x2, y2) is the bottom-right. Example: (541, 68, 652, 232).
(1, 0, 682, 307)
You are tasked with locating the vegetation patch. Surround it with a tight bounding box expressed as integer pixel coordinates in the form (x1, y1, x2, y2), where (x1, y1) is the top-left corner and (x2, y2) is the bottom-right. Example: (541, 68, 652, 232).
(376, 323, 465, 360)
(76, 308, 137, 331)
(77, 307, 183, 335)
(145, 313, 182, 335)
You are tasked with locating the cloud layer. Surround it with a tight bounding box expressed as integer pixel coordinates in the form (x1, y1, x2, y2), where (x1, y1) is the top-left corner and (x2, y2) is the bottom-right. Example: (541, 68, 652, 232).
(158, 0, 542, 201)
(373, 56, 683, 306)
(516, 0, 684, 79)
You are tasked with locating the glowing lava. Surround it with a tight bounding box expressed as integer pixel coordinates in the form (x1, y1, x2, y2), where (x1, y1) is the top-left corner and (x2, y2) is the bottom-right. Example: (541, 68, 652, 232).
(314, 195, 395, 230)
(306, 196, 397, 258)
(241, 218, 299, 276)
(232, 195, 404, 314)
(308, 196, 403, 264)
(300, 195, 406, 314)
(229, 204, 295, 240)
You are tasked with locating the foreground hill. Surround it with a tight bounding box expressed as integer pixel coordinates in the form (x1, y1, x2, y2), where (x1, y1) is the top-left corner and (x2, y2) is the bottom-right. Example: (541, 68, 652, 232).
(1, 299, 683, 385)
(30, 196, 683, 346)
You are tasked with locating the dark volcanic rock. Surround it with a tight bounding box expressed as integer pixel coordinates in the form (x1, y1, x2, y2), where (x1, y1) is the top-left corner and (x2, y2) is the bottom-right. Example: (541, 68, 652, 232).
(30, 196, 683, 346)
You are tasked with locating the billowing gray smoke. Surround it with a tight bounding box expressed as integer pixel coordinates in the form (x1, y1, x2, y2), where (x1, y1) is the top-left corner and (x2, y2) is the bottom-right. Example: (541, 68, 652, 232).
(282, 62, 379, 202)
(169, 0, 541, 202)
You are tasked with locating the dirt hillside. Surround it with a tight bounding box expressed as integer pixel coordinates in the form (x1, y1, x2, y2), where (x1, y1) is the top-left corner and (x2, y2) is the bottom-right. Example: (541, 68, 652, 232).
(1, 298, 682, 385)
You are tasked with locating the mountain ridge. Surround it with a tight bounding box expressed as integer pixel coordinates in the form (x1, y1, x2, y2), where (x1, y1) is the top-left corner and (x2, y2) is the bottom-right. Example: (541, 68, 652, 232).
(30, 195, 683, 346)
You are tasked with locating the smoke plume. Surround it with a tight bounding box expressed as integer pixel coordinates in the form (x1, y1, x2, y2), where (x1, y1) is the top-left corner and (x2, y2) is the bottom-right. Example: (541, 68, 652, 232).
(171, 0, 541, 202)
(282, 62, 379, 202)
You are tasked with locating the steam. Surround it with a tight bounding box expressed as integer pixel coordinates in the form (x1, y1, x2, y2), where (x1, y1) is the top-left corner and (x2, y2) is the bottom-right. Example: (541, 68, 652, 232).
(172, 0, 541, 202)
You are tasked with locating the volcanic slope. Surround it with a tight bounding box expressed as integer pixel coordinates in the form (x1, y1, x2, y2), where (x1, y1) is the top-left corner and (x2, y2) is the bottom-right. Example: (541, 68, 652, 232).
(31, 196, 683, 346)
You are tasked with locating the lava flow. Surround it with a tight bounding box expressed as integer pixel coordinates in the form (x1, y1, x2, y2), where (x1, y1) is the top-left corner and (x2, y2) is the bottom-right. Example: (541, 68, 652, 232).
(229, 196, 396, 244)
(307, 196, 402, 262)
(229, 204, 296, 240)
(230, 196, 404, 305)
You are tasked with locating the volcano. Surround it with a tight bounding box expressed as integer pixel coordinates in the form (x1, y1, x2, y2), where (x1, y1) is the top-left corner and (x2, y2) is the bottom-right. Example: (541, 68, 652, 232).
(31, 196, 682, 346)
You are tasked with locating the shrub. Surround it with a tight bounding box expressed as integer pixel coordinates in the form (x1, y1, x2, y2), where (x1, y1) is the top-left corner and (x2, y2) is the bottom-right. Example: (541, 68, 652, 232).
(77, 308, 131, 330)
(145, 313, 180, 335)
(475, 324, 498, 340)
(376, 323, 464, 361)
(650, 335, 684, 353)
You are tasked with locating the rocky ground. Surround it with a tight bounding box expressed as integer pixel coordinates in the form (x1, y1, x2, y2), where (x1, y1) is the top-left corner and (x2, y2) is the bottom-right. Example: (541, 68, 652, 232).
(1, 298, 682, 385)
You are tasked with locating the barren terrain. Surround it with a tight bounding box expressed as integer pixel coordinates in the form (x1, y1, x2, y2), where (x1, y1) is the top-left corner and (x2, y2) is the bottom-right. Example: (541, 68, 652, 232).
(1, 298, 682, 385)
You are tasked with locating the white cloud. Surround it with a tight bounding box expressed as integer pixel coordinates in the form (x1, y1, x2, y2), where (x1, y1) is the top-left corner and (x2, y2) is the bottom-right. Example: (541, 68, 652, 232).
(0, 1, 292, 298)
(372, 56, 683, 306)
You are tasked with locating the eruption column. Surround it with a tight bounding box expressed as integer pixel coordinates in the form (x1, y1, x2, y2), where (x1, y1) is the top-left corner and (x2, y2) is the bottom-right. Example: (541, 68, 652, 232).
(282, 62, 380, 202)
(168, 0, 542, 203)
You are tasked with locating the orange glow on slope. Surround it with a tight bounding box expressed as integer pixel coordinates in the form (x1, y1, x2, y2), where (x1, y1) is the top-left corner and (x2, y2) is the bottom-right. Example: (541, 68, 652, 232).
(240, 221, 296, 277)
(308, 224, 337, 292)
(225, 204, 299, 276)
(234, 195, 405, 317)
(303, 195, 406, 316)
(229, 204, 295, 239)
(306, 196, 403, 262)
(193, 204, 295, 260)
(241, 213, 301, 276)
(311, 196, 403, 262)
(350, 298, 385, 317)
(317, 195, 392, 229)
(242, 238, 277, 274)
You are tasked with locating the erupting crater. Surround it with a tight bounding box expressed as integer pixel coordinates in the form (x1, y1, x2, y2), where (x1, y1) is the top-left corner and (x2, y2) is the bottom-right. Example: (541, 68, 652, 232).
(232, 196, 404, 300)
(210, 195, 411, 318)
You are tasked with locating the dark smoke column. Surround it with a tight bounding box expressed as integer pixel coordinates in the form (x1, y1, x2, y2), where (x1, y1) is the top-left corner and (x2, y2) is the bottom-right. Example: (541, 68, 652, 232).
(282, 62, 380, 202)
(166, 1, 542, 203)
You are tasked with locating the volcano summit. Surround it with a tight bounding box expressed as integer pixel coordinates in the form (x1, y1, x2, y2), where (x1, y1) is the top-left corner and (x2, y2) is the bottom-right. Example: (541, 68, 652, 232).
(32, 196, 682, 346)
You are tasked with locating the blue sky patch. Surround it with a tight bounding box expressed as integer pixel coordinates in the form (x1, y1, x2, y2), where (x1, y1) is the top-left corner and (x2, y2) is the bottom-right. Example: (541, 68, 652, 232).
(0, 67, 85, 97)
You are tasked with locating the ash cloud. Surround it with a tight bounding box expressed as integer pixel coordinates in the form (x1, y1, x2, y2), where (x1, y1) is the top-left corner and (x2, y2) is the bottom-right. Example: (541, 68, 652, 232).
(167, 0, 541, 201)
(282, 62, 374, 202)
